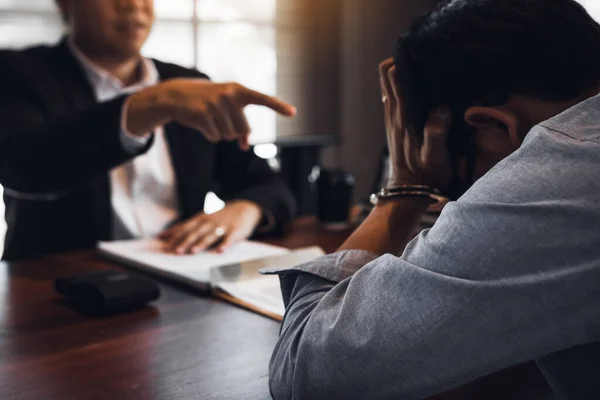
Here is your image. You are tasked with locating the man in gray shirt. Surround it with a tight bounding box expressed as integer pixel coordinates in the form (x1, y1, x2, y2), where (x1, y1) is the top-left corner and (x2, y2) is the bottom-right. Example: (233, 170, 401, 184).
(265, 0, 600, 398)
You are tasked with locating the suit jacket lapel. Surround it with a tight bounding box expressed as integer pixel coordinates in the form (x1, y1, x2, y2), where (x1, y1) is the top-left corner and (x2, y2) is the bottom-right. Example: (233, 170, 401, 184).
(53, 39, 114, 240)
(164, 124, 211, 221)
(53, 39, 98, 112)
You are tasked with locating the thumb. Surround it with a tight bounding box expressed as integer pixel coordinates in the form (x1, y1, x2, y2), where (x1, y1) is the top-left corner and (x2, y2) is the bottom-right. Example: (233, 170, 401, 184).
(422, 106, 452, 165)
(216, 234, 237, 253)
(238, 133, 250, 151)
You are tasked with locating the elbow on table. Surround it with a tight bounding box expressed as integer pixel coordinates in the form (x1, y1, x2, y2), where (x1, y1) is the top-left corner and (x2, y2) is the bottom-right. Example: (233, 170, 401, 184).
(268, 340, 343, 400)
(268, 342, 299, 399)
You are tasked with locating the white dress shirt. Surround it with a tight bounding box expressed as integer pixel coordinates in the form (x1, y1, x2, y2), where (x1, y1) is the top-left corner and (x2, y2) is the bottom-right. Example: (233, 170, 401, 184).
(69, 42, 180, 240)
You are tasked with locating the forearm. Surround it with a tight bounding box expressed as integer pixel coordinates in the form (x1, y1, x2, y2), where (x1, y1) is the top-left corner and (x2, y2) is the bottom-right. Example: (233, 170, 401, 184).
(0, 96, 152, 194)
(338, 197, 430, 256)
(0, 80, 178, 194)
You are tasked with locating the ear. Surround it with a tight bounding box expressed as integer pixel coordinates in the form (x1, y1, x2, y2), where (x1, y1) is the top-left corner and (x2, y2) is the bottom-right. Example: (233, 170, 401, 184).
(464, 106, 522, 147)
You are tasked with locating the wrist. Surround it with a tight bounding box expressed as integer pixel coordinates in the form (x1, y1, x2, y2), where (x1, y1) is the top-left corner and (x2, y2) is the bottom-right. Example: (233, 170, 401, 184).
(388, 177, 432, 190)
(371, 185, 445, 206)
(125, 84, 174, 137)
(374, 196, 431, 212)
(339, 196, 429, 255)
(388, 171, 452, 193)
(229, 200, 263, 222)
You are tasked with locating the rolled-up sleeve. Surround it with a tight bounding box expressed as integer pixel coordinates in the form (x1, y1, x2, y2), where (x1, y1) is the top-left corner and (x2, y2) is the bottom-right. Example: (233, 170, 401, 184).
(262, 250, 378, 304)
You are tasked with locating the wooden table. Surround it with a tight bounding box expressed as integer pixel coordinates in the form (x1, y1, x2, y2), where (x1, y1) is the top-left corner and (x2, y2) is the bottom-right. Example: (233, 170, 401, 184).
(0, 218, 551, 400)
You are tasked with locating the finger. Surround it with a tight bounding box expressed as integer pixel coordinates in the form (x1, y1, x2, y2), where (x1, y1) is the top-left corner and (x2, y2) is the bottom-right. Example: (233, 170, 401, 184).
(378, 58, 394, 97)
(182, 109, 220, 142)
(162, 226, 193, 253)
(236, 85, 297, 117)
(216, 232, 239, 253)
(204, 101, 232, 142)
(404, 129, 416, 172)
(213, 98, 238, 141)
(387, 65, 401, 110)
(422, 106, 453, 165)
(174, 223, 216, 255)
(190, 230, 222, 254)
(214, 117, 237, 141)
(224, 97, 252, 149)
(158, 224, 180, 239)
(225, 97, 251, 135)
(194, 114, 221, 143)
(238, 133, 250, 151)
(162, 220, 202, 253)
(379, 59, 396, 140)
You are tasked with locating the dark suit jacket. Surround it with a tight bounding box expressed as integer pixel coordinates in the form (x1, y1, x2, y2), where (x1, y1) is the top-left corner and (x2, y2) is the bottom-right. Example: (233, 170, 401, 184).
(0, 40, 296, 261)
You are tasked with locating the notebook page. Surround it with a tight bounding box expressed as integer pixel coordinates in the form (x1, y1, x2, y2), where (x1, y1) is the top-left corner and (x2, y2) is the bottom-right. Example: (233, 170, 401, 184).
(218, 276, 286, 317)
(212, 247, 326, 318)
(98, 239, 289, 284)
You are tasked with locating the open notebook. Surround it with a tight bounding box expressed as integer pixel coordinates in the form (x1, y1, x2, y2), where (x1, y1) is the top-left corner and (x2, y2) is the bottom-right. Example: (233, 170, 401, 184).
(98, 239, 324, 320)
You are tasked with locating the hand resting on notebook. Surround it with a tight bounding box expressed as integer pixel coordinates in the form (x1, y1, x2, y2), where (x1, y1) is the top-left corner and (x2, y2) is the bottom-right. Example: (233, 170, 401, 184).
(158, 200, 263, 255)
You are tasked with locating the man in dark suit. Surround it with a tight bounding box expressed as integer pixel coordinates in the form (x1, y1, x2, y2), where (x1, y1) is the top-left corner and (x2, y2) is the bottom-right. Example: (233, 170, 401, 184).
(0, 0, 297, 261)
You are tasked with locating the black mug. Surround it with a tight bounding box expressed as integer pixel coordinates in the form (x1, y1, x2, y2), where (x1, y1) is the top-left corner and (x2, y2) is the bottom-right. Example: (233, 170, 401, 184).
(309, 166, 355, 230)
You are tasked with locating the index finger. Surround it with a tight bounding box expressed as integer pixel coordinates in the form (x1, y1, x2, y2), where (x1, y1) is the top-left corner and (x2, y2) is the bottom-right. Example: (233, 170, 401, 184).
(237, 86, 297, 117)
(378, 57, 394, 95)
(387, 65, 402, 110)
(422, 107, 452, 166)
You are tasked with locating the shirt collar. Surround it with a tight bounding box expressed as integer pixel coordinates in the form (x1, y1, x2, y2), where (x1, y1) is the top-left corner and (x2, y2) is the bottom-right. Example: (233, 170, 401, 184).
(67, 38, 159, 96)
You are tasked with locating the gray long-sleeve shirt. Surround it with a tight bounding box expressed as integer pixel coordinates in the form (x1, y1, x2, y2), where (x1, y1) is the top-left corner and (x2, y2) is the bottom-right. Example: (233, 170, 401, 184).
(263, 94, 600, 399)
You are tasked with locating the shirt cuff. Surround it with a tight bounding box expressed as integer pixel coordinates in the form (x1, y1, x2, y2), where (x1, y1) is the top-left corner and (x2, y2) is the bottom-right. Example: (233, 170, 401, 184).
(119, 99, 153, 154)
(260, 249, 379, 283)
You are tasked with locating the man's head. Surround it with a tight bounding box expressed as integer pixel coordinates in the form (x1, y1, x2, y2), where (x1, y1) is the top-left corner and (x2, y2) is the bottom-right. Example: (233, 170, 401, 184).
(55, 0, 154, 61)
(395, 0, 600, 182)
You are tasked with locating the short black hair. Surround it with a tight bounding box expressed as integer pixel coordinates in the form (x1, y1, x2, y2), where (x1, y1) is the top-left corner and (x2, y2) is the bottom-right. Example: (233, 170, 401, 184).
(395, 0, 600, 147)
